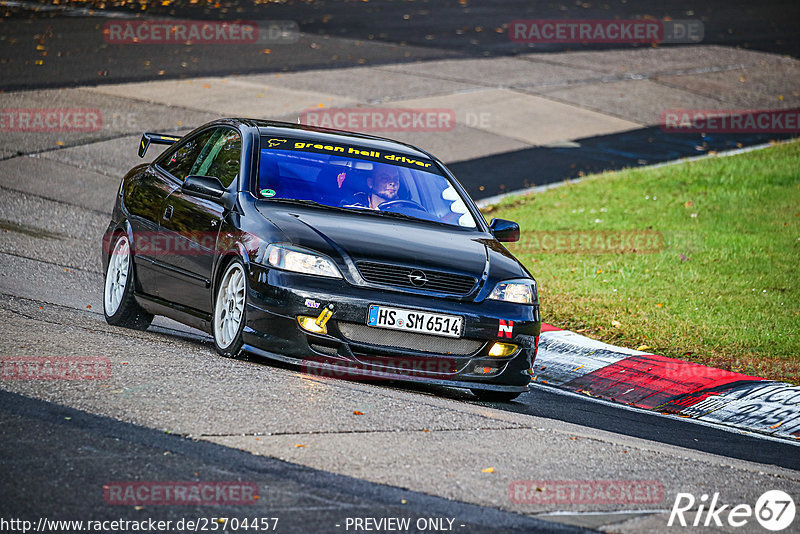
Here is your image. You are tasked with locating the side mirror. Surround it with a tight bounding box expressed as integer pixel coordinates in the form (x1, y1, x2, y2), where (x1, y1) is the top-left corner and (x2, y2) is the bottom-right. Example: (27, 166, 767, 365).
(489, 218, 520, 242)
(182, 175, 225, 200)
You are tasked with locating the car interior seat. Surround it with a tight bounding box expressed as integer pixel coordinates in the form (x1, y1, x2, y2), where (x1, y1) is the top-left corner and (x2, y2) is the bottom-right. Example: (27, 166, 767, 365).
(315, 165, 364, 206)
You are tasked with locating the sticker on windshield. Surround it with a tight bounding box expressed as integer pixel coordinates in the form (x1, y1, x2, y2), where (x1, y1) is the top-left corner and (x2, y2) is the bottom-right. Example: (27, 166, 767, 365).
(268, 139, 438, 172)
(260, 188, 276, 197)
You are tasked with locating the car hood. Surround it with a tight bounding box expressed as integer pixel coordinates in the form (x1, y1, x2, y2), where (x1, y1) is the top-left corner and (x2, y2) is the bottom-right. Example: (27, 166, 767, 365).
(255, 202, 527, 285)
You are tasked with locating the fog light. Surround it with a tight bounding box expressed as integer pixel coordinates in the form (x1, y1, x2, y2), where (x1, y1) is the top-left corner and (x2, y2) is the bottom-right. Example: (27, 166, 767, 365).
(488, 342, 518, 357)
(297, 315, 327, 335)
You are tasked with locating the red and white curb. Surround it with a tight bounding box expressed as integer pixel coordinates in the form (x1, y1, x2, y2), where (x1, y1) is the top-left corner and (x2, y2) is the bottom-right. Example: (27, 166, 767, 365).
(532, 324, 800, 441)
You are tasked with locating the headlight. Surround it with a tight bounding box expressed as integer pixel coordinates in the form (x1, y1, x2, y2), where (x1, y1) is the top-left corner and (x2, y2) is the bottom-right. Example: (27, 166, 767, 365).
(487, 279, 537, 305)
(265, 244, 341, 278)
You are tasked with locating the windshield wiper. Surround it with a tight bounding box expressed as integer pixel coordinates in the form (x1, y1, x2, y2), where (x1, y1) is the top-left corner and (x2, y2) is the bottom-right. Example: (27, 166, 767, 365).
(262, 198, 438, 225)
(349, 207, 441, 225)
(262, 198, 358, 213)
(263, 198, 327, 208)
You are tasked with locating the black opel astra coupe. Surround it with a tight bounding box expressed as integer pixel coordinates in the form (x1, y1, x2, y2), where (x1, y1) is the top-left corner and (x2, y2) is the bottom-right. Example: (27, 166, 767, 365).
(102, 119, 540, 401)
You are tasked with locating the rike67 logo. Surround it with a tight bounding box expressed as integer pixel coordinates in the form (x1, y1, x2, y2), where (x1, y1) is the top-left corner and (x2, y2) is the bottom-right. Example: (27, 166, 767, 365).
(669, 490, 796, 531)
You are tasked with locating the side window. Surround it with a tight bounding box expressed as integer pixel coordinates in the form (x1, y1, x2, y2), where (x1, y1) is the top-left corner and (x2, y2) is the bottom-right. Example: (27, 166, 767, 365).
(190, 128, 241, 188)
(159, 129, 216, 182)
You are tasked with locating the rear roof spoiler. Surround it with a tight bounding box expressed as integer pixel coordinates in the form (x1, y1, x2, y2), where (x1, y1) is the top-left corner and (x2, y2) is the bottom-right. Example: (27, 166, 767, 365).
(138, 132, 181, 158)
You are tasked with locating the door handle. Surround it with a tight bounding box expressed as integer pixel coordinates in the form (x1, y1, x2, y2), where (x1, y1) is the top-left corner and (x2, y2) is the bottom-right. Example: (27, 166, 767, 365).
(163, 205, 173, 221)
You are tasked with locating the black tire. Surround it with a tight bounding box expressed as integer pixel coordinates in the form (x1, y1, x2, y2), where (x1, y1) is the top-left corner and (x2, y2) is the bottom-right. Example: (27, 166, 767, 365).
(212, 259, 248, 359)
(103, 233, 153, 330)
(470, 389, 523, 402)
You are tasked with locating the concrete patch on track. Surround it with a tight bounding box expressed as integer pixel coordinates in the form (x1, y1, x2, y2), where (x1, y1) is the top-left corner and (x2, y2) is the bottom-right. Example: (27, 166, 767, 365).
(534, 325, 800, 442)
(86, 77, 357, 120)
(385, 88, 641, 147)
(0, 87, 216, 157)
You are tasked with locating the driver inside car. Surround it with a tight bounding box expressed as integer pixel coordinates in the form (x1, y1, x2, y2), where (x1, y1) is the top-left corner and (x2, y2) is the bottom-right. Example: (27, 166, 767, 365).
(344, 165, 401, 209)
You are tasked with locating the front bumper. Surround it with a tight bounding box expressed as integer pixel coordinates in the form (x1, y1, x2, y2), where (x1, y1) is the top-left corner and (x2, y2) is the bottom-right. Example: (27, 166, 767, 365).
(241, 265, 540, 391)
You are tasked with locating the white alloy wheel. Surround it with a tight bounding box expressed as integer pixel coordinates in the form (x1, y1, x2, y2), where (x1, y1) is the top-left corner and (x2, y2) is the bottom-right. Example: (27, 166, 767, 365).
(214, 262, 246, 350)
(104, 235, 130, 316)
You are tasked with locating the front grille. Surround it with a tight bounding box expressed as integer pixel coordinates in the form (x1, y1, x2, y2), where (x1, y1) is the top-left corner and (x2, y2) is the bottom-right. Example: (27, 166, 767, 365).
(357, 261, 477, 295)
(337, 321, 484, 355)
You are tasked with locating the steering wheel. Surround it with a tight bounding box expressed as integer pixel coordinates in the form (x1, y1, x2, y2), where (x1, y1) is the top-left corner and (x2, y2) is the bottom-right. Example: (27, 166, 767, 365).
(378, 199, 427, 212)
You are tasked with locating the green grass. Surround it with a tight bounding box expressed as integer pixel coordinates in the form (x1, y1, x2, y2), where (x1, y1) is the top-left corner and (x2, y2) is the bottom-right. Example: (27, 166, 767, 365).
(485, 140, 800, 384)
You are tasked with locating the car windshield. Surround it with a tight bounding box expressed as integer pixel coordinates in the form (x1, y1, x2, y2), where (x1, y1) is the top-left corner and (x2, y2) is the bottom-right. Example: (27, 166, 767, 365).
(257, 137, 478, 228)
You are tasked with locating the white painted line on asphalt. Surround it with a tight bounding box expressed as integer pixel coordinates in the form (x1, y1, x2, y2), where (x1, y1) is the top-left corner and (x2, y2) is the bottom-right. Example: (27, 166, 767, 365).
(537, 509, 669, 517)
(529, 382, 800, 447)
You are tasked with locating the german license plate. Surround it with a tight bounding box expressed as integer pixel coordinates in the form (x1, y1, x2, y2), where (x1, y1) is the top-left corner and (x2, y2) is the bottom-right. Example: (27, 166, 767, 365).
(367, 305, 462, 338)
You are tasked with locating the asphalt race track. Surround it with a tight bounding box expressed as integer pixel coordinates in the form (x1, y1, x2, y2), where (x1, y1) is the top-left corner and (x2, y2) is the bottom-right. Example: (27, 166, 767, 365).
(1, 1, 799, 533)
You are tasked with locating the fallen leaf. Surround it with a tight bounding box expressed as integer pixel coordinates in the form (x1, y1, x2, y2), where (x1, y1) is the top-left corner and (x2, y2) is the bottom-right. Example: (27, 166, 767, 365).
(352, 410, 363, 415)
(295, 444, 306, 448)
(481, 467, 494, 473)
(637, 345, 652, 351)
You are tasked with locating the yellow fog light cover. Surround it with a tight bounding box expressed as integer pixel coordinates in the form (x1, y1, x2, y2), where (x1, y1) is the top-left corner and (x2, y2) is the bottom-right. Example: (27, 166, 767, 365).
(297, 315, 327, 335)
(488, 342, 518, 357)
